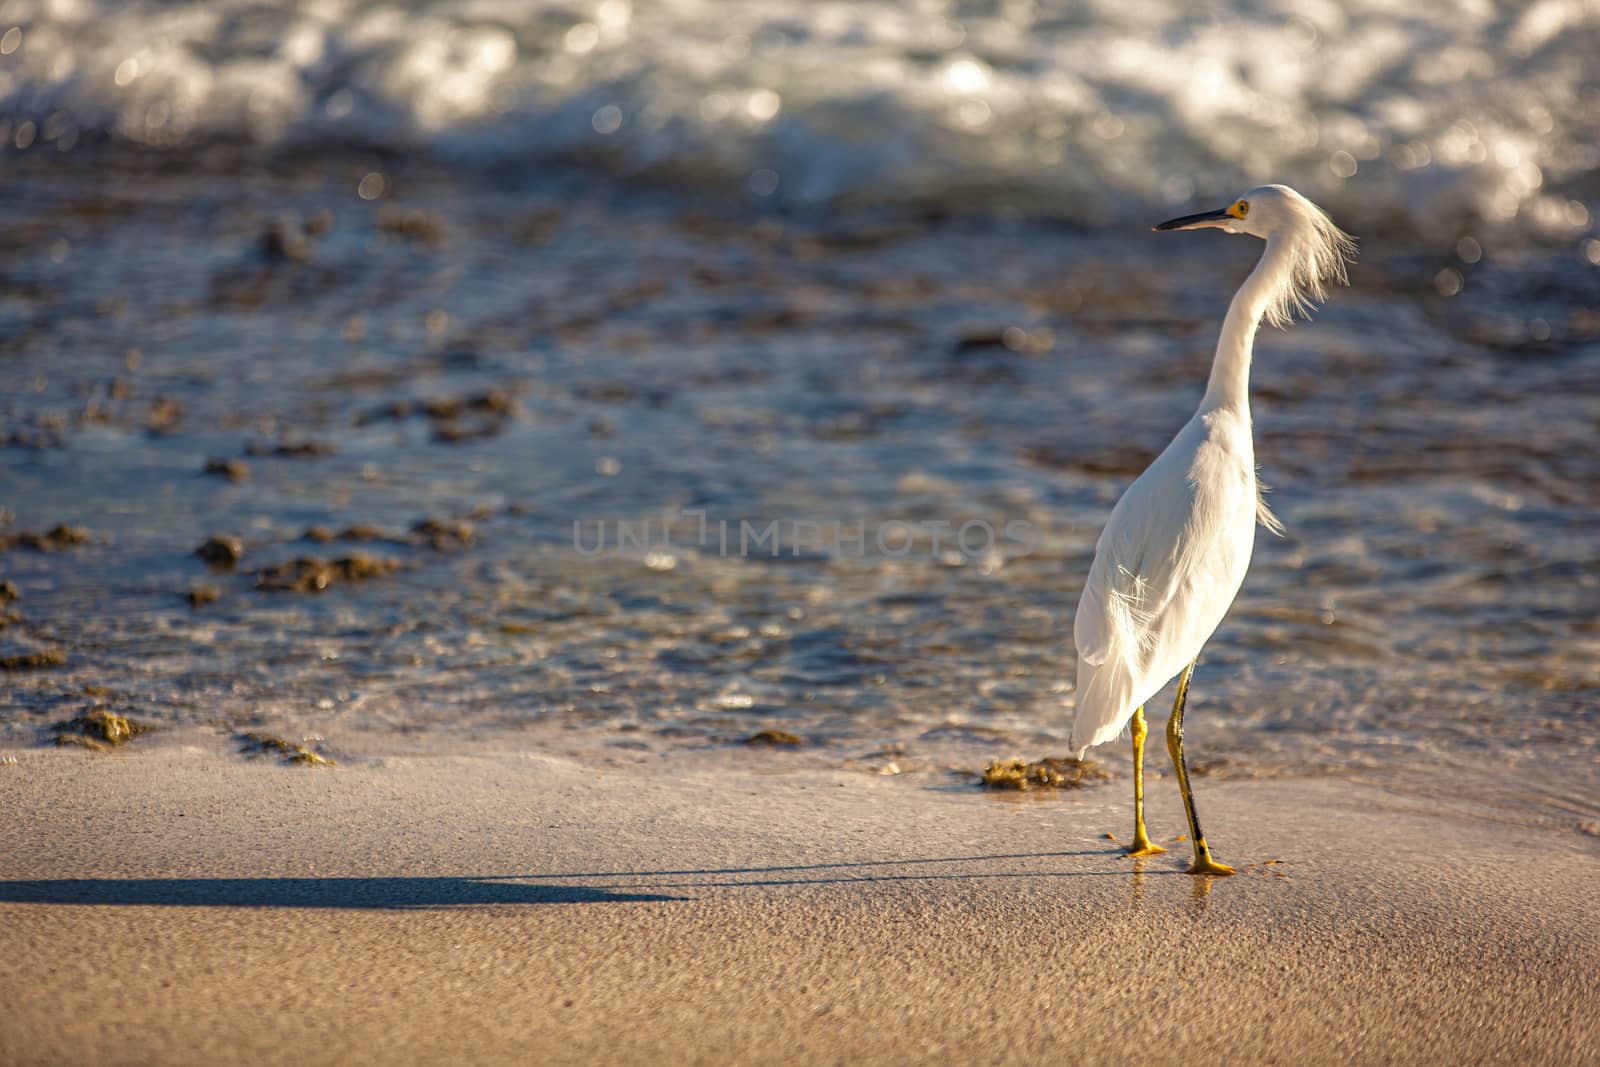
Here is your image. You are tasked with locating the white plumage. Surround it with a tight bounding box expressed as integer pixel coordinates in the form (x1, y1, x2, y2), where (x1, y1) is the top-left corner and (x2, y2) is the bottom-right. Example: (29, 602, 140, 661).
(1070, 184, 1355, 765)
(1071, 407, 1260, 754)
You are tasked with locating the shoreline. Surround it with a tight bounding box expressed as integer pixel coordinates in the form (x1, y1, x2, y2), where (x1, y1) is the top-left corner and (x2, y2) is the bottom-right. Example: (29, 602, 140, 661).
(3, 734, 1597, 1065)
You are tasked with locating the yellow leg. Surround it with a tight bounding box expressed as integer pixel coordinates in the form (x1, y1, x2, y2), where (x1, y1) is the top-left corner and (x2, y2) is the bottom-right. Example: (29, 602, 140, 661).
(1126, 707, 1166, 857)
(1166, 663, 1235, 877)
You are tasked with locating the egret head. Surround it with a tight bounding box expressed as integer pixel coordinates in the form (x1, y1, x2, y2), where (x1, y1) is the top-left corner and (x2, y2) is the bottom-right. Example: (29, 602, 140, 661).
(1154, 184, 1356, 326)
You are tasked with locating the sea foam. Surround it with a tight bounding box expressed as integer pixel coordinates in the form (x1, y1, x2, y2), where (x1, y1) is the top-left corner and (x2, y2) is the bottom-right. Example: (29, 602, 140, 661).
(1, 0, 1595, 241)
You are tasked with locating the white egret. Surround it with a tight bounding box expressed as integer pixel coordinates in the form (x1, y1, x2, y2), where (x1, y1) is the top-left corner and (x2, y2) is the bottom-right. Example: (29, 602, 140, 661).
(1070, 185, 1355, 875)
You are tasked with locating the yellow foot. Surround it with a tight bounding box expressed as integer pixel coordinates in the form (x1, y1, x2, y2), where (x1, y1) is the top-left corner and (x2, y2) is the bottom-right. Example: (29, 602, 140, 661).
(1186, 855, 1236, 877)
(1126, 840, 1168, 857)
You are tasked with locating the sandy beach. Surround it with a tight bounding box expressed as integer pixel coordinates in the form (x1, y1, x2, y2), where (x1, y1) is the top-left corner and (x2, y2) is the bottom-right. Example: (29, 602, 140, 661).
(3, 734, 1596, 1066)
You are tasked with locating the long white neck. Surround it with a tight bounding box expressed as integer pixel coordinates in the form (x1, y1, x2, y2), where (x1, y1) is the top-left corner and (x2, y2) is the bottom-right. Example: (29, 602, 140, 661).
(1200, 235, 1294, 413)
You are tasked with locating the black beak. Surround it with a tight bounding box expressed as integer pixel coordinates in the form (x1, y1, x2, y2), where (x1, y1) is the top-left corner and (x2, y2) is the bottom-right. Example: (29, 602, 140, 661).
(1152, 206, 1232, 232)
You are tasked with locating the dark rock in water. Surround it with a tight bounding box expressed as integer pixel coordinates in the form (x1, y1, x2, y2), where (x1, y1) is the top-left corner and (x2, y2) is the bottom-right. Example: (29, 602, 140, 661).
(952, 325, 1054, 356)
(260, 215, 317, 263)
(245, 439, 336, 458)
(195, 536, 244, 568)
(1016, 443, 1159, 478)
(360, 388, 516, 440)
(431, 418, 506, 444)
(329, 556, 397, 581)
(204, 457, 250, 482)
(255, 555, 399, 593)
(255, 557, 327, 593)
(0, 580, 17, 603)
(953, 328, 1013, 354)
(337, 523, 386, 541)
(1, 525, 91, 552)
(980, 756, 1110, 790)
(187, 585, 221, 608)
(376, 204, 446, 245)
(304, 524, 390, 544)
(46, 524, 92, 548)
(144, 396, 184, 435)
(303, 209, 333, 236)
(2, 424, 67, 450)
(2, 649, 66, 671)
(745, 729, 804, 746)
(411, 518, 474, 550)
(52, 707, 153, 749)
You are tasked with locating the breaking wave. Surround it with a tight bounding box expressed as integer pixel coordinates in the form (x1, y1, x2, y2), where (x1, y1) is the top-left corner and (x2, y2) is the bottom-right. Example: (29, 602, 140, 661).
(1, 0, 1596, 240)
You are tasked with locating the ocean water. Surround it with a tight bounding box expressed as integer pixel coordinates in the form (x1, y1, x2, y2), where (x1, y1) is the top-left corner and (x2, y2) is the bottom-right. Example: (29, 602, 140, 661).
(2, 0, 1598, 240)
(0, 1, 1596, 831)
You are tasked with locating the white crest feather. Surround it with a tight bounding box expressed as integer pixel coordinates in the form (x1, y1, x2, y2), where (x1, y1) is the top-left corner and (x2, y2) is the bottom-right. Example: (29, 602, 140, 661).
(1259, 186, 1357, 329)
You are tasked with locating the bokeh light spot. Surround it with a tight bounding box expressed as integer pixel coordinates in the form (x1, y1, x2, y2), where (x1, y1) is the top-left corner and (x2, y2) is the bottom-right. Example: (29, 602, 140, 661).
(592, 105, 623, 134)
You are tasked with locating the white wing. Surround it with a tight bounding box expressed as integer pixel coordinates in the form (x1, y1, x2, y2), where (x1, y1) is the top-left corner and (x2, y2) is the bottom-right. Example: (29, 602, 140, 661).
(1071, 559, 1111, 668)
(1073, 459, 1197, 665)
(1071, 412, 1257, 753)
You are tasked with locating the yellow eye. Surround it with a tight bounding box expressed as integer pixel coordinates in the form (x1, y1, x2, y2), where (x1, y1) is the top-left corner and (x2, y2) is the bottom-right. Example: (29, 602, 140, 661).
(1230, 200, 1250, 219)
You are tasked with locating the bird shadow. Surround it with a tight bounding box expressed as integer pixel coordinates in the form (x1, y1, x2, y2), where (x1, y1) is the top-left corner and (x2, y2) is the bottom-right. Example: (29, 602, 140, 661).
(486, 848, 1122, 882)
(0, 876, 682, 909)
(0, 849, 1192, 910)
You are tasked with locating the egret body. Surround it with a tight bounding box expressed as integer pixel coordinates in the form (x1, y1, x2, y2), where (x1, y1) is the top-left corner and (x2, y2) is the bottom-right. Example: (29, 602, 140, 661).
(1070, 184, 1355, 875)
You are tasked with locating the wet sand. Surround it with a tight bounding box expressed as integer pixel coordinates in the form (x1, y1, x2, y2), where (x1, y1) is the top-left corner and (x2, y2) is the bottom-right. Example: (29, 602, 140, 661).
(2, 736, 1596, 1066)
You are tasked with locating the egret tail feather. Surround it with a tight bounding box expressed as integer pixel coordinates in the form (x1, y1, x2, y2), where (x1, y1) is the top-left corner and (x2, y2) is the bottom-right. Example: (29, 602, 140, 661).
(1069, 658, 1140, 757)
